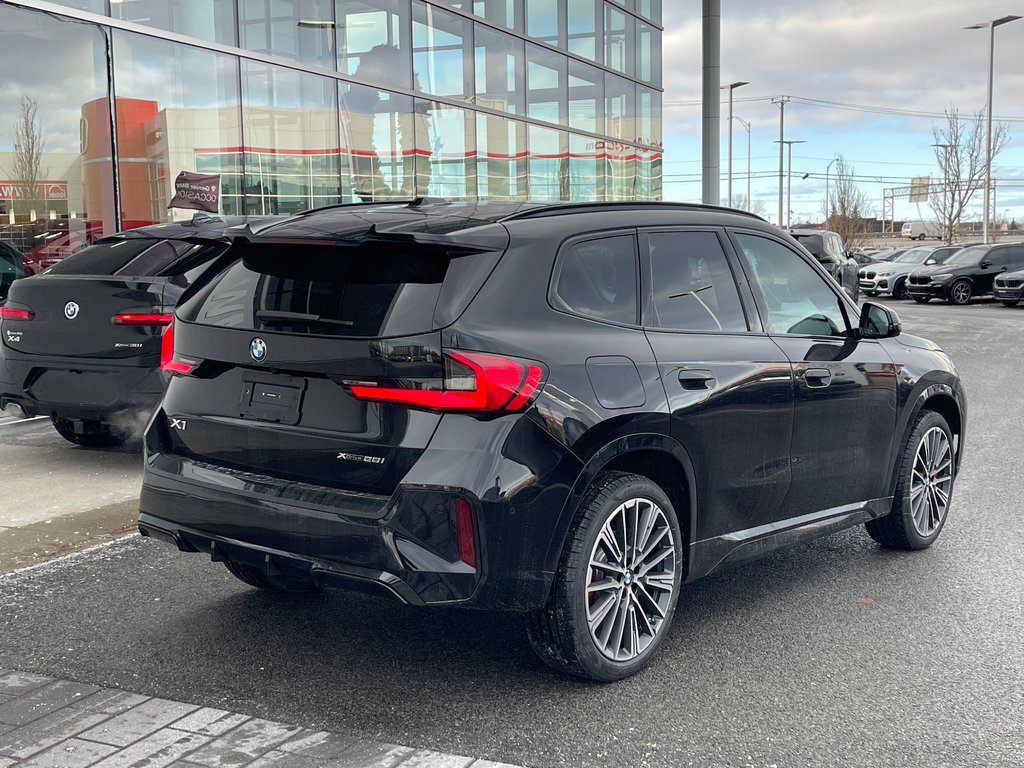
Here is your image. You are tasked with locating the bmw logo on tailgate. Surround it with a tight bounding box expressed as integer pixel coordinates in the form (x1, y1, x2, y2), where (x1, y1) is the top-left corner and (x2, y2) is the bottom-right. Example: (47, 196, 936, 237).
(64, 301, 79, 319)
(250, 337, 268, 363)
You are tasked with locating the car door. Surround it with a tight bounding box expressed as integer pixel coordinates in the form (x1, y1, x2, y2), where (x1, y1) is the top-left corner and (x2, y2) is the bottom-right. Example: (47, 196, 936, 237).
(983, 246, 1024, 293)
(640, 229, 795, 543)
(729, 230, 898, 519)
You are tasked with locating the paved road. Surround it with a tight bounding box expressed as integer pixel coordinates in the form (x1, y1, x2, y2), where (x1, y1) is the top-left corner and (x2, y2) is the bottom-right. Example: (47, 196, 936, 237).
(1, 299, 1022, 767)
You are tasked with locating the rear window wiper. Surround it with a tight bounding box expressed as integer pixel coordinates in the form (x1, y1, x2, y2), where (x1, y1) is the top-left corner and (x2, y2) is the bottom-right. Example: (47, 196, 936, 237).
(255, 310, 354, 327)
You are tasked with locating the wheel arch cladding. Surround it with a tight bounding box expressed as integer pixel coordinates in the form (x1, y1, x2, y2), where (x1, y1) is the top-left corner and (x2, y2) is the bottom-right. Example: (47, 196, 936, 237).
(889, 386, 964, 496)
(544, 436, 696, 586)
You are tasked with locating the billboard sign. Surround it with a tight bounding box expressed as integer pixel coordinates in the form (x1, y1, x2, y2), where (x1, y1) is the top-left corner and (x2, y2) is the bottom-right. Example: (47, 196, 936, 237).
(909, 176, 931, 203)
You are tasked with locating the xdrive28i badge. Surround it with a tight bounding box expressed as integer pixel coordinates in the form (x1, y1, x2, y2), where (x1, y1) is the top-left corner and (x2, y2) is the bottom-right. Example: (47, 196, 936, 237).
(64, 301, 79, 319)
(249, 337, 268, 363)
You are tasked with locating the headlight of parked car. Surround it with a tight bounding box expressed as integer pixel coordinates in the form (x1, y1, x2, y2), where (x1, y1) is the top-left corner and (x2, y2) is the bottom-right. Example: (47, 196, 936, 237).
(876, 271, 893, 278)
(930, 273, 954, 283)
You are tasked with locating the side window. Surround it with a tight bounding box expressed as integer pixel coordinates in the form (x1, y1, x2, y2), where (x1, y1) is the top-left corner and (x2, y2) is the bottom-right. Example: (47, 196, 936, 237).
(550, 235, 638, 325)
(830, 235, 845, 258)
(998, 247, 1024, 268)
(734, 233, 849, 338)
(644, 231, 747, 332)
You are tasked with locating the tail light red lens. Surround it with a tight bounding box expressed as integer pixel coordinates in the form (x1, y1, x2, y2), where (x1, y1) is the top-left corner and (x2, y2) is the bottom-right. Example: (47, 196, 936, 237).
(345, 351, 544, 413)
(160, 320, 196, 375)
(453, 497, 477, 568)
(0, 306, 34, 321)
(113, 312, 173, 326)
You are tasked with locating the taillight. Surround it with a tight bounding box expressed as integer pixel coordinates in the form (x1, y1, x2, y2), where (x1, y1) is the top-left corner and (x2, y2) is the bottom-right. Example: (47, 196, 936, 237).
(113, 312, 173, 326)
(160, 319, 196, 375)
(345, 351, 544, 413)
(453, 497, 476, 568)
(0, 305, 34, 321)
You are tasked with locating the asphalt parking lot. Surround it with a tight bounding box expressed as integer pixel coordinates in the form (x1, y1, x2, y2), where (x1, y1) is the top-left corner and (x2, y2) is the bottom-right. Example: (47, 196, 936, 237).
(1, 298, 1022, 767)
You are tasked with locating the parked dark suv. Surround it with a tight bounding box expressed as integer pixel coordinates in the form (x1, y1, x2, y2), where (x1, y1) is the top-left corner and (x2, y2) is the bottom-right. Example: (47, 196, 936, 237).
(0, 216, 274, 446)
(788, 228, 860, 300)
(907, 242, 1024, 305)
(139, 201, 966, 681)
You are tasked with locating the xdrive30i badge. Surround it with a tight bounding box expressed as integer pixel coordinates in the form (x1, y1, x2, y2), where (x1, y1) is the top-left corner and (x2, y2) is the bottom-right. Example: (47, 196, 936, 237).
(337, 452, 385, 464)
(250, 337, 267, 362)
(64, 301, 79, 319)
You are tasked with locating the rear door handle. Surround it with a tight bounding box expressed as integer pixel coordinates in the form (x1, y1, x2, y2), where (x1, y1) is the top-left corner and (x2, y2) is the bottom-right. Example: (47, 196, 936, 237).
(677, 369, 716, 390)
(804, 368, 832, 388)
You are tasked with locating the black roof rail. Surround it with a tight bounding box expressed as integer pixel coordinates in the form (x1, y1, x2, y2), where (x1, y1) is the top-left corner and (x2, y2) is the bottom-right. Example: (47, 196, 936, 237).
(499, 201, 767, 223)
(291, 198, 452, 217)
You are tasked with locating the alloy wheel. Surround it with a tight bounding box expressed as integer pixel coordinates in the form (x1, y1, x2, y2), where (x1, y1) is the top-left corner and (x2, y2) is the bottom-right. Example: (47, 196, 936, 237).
(951, 281, 972, 304)
(585, 497, 676, 662)
(909, 426, 953, 537)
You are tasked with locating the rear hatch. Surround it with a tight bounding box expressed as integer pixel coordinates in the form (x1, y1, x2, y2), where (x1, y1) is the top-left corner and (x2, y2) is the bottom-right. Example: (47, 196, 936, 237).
(160, 209, 514, 496)
(2, 237, 224, 360)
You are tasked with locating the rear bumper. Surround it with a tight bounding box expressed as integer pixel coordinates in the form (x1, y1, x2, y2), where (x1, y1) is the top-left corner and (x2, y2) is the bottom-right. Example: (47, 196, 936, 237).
(139, 408, 582, 610)
(0, 352, 164, 421)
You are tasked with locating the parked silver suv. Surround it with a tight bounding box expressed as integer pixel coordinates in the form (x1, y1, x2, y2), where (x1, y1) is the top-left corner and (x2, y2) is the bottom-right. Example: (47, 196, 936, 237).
(859, 244, 962, 299)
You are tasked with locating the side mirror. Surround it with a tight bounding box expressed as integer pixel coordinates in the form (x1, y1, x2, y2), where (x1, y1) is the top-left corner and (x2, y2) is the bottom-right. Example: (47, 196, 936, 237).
(924, 258, 936, 265)
(858, 302, 902, 339)
(981, 259, 992, 268)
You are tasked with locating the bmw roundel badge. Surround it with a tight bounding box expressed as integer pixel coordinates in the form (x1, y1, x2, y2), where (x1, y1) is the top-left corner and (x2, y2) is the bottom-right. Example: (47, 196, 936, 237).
(250, 337, 268, 363)
(64, 301, 79, 320)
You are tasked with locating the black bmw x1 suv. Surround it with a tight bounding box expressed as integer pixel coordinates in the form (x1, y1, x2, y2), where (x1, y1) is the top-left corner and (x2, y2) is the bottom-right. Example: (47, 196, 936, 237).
(139, 200, 966, 681)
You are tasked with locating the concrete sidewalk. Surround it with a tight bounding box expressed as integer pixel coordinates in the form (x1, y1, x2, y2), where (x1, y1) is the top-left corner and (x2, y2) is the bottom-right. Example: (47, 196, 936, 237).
(0, 670, 524, 768)
(0, 417, 142, 574)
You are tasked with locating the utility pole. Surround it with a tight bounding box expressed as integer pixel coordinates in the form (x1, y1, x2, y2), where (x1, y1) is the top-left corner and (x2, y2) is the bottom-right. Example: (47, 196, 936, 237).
(772, 96, 790, 225)
(824, 157, 837, 224)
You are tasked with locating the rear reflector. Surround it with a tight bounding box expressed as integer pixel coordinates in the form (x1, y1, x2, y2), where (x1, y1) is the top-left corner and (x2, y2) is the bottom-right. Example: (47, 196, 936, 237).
(345, 351, 544, 413)
(0, 306, 34, 321)
(160, 320, 195, 375)
(113, 312, 174, 326)
(453, 497, 477, 568)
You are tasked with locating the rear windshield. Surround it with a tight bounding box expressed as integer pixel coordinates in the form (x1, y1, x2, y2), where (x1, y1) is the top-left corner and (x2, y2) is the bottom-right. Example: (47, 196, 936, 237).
(792, 234, 823, 255)
(182, 243, 501, 338)
(43, 238, 212, 277)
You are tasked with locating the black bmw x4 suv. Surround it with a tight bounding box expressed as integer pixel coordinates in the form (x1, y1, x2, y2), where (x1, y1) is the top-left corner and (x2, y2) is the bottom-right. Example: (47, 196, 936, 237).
(140, 201, 966, 681)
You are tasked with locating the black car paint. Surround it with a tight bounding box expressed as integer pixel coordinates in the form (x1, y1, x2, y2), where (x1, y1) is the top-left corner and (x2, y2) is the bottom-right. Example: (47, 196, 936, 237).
(907, 242, 1024, 302)
(0, 217, 275, 424)
(137, 202, 966, 612)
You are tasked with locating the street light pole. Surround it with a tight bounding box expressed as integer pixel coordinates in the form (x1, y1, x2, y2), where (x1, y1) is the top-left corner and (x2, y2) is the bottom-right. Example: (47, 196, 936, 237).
(721, 81, 748, 207)
(965, 14, 1021, 243)
(734, 116, 751, 210)
(824, 157, 837, 223)
(776, 139, 805, 228)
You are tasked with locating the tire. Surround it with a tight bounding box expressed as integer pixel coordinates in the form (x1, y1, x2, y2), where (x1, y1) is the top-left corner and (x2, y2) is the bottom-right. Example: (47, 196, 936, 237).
(1000, 300, 1019, 307)
(50, 415, 130, 448)
(892, 277, 909, 300)
(865, 411, 955, 550)
(526, 471, 683, 682)
(948, 279, 972, 305)
(223, 561, 322, 593)
(912, 296, 930, 304)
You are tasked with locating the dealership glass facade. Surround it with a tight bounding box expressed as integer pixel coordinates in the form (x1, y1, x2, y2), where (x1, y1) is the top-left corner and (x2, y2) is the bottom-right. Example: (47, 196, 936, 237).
(0, 0, 661, 256)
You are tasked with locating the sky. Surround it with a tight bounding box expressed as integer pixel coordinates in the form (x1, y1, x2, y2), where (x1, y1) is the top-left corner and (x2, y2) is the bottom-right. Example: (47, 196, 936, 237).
(660, 0, 1024, 227)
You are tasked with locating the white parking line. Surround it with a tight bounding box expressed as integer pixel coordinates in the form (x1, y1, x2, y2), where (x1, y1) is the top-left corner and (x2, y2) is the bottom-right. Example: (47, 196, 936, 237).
(0, 533, 139, 581)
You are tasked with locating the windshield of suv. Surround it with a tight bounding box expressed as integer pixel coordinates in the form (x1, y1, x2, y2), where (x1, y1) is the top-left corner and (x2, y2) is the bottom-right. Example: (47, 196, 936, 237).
(893, 248, 932, 264)
(944, 246, 987, 266)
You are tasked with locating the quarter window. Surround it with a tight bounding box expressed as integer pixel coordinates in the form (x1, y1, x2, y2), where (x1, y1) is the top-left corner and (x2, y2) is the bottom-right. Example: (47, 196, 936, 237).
(644, 232, 746, 332)
(551, 235, 637, 325)
(734, 233, 848, 338)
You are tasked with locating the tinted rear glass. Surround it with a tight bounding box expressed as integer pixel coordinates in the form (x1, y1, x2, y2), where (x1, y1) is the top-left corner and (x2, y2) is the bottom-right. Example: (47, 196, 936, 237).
(792, 234, 823, 255)
(43, 238, 200, 277)
(185, 244, 497, 338)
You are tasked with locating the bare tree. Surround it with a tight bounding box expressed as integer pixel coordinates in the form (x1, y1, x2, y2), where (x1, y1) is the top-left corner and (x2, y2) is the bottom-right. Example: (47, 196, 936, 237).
(8, 95, 46, 218)
(732, 193, 768, 218)
(822, 155, 873, 248)
(929, 107, 1009, 244)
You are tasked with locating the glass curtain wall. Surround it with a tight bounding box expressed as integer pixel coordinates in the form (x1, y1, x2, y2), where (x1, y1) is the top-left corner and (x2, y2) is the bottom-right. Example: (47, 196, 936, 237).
(5, 0, 662, 243)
